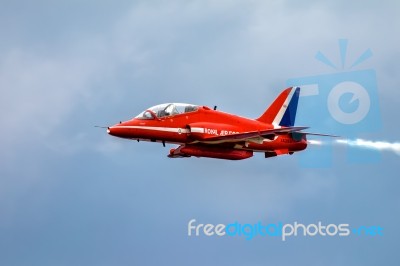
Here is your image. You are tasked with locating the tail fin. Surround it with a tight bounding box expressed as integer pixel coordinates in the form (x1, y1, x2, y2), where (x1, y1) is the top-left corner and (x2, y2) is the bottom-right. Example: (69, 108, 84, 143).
(256, 87, 300, 127)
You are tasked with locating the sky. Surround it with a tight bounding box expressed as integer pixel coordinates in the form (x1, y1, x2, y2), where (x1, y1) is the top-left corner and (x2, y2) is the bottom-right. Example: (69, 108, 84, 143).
(1, 0, 400, 265)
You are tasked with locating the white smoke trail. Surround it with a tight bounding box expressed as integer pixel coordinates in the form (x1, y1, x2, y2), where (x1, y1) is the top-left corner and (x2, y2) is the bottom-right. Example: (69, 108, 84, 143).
(336, 139, 400, 155)
(307, 140, 323, 145)
(307, 138, 400, 156)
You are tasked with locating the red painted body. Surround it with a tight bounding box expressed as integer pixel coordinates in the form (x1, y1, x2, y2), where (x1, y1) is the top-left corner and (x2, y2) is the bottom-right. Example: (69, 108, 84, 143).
(106, 87, 314, 160)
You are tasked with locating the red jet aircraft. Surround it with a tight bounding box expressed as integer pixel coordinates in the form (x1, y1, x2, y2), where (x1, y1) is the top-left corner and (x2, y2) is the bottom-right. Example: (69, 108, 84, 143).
(106, 87, 334, 160)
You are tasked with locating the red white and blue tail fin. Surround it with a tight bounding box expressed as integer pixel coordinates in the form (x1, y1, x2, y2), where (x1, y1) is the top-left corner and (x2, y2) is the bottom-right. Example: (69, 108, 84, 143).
(256, 87, 300, 127)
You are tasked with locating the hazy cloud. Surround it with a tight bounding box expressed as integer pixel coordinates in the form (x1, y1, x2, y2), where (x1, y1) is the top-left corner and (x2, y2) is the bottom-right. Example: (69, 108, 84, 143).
(1, 1, 399, 265)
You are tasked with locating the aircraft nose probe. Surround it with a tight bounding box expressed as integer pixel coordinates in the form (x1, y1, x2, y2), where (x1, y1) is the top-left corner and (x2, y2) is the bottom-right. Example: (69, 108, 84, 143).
(94, 125, 111, 134)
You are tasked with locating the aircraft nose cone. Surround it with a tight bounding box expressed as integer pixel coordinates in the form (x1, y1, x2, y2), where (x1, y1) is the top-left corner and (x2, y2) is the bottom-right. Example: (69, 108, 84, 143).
(107, 126, 117, 136)
(107, 126, 122, 137)
(107, 123, 131, 139)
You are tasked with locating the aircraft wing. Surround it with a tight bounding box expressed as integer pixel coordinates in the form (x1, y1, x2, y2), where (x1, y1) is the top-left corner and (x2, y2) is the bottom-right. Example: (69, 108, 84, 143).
(196, 126, 309, 144)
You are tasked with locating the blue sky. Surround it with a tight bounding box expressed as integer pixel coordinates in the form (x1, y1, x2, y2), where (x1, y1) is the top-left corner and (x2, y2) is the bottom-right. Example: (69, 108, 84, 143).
(1, 1, 400, 265)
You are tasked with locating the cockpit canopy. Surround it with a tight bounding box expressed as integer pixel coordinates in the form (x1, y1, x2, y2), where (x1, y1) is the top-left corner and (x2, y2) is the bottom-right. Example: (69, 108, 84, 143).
(135, 103, 199, 119)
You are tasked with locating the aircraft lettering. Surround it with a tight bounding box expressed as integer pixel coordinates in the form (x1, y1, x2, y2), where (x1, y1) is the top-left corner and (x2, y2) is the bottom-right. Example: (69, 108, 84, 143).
(280, 138, 294, 143)
(219, 130, 239, 136)
(204, 128, 218, 135)
(204, 128, 239, 136)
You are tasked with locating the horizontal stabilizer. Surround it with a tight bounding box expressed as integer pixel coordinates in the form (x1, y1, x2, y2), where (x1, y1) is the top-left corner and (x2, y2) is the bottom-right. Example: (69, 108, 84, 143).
(300, 132, 340, 137)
